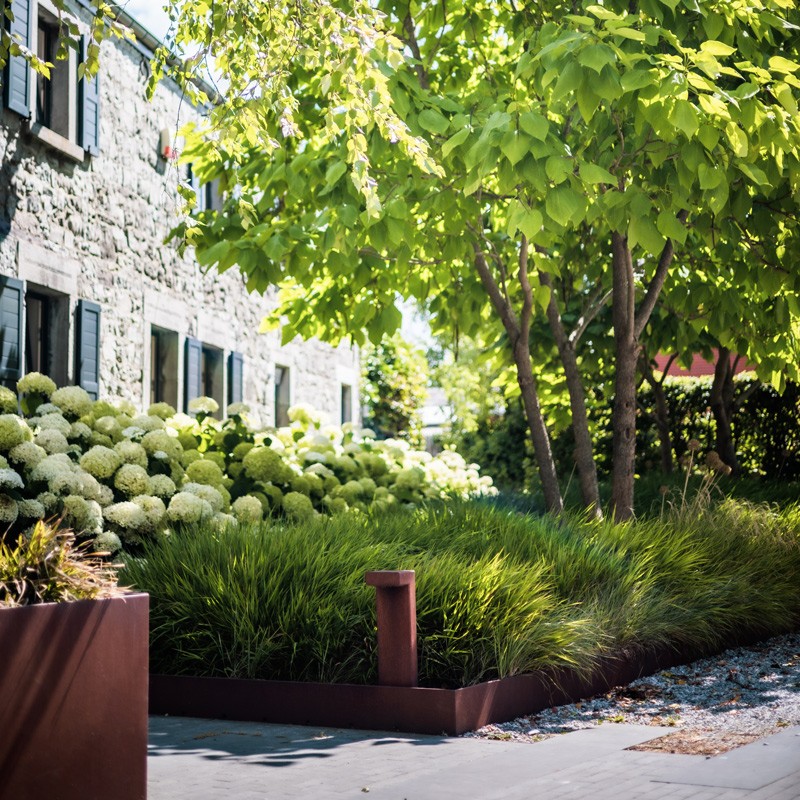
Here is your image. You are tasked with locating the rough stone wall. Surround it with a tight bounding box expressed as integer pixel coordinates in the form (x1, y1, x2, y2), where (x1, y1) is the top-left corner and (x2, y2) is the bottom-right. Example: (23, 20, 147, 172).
(0, 5, 360, 427)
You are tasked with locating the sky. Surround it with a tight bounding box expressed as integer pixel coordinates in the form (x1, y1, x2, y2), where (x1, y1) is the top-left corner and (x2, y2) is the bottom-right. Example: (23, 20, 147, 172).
(120, 0, 171, 41)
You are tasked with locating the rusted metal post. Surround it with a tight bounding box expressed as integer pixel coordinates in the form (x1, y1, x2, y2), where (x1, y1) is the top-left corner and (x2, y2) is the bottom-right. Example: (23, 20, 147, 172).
(364, 570, 417, 687)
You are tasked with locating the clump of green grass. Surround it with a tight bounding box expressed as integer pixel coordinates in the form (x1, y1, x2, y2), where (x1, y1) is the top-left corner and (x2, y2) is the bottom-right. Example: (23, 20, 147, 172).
(122, 499, 800, 688)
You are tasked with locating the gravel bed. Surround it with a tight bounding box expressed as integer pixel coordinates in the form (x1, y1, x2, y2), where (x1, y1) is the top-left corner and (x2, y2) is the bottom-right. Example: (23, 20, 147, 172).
(465, 632, 800, 744)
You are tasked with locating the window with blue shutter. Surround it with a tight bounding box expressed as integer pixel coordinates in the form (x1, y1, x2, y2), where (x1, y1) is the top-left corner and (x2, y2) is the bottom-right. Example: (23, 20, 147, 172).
(227, 351, 243, 405)
(3, 0, 34, 117)
(78, 35, 100, 155)
(0, 277, 24, 389)
(184, 337, 202, 412)
(75, 299, 101, 399)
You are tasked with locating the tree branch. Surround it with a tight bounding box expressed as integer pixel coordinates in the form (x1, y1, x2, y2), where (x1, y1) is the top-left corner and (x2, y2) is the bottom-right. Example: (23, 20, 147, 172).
(472, 242, 520, 346)
(569, 286, 613, 346)
(634, 209, 689, 339)
(518, 235, 533, 345)
(403, 10, 430, 90)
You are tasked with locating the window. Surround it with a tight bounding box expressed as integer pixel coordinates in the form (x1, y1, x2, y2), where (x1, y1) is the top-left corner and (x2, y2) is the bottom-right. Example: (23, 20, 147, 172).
(2, 0, 100, 158)
(24, 286, 68, 385)
(201, 344, 224, 411)
(34, 17, 70, 139)
(149, 326, 179, 407)
(341, 384, 352, 424)
(275, 365, 290, 427)
(188, 165, 222, 212)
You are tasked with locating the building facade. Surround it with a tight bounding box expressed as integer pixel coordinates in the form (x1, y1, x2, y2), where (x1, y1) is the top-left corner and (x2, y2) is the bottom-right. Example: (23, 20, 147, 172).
(0, 0, 359, 426)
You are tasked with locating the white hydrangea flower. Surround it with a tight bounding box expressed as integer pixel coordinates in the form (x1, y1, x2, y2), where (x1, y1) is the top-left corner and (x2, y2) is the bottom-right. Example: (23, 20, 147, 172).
(167, 491, 214, 524)
(103, 501, 148, 532)
(17, 498, 45, 519)
(148, 474, 177, 499)
(93, 531, 122, 555)
(80, 445, 122, 480)
(114, 440, 148, 468)
(132, 494, 166, 531)
(188, 396, 219, 415)
(181, 482, 224, 512)
(35, 428, 70, 454)
(130, 414, 165, 432)
(30, 453, 76, 484)
(0, 468, 24, 490)
(51, 386, 93, 418)
(0, 415, 32, 451)
(226, 403, 250, 416)
(68, 421, 93, 442)
(0, 493, 18, 523)
(35, 403, 60, 416)
(17, 372, 56, 397)
(231, 494, 263, 523)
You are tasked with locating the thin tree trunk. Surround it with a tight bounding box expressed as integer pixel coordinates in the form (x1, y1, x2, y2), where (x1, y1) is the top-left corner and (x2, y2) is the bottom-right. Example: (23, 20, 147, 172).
(710, 347, 739, 474)
(539, 271, 601, 517)
(641, 352, 675, 474)
(512, 337, 565, 513)
(610, 233, 638, 521)
(472, 242, 564, 513)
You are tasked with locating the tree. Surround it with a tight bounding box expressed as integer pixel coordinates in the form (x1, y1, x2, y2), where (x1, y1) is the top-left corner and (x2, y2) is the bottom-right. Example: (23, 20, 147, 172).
(181, 0, 800, 518)
(361, 334, 428, 447)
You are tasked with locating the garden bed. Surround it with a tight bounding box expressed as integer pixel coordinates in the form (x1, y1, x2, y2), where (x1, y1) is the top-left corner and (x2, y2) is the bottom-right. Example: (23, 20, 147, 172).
(130, 502, 800, 734)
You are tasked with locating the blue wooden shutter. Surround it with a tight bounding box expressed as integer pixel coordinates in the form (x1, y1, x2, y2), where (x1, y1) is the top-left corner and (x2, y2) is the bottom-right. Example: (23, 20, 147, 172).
(227, 351, 243, 405)
(3, 0, 34, 117)
(79, 36, 100, 155)
(0, 277, 24, 388)
(75, 300, 101, 399)
(184, 337, 202, 411)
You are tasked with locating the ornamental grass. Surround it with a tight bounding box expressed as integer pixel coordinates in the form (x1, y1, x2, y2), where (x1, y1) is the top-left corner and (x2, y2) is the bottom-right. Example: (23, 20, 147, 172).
(122, 499, 800, 689)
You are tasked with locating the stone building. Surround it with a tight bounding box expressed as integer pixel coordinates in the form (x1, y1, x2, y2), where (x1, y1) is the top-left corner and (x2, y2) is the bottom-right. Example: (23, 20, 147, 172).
(0, 0, 359, 426)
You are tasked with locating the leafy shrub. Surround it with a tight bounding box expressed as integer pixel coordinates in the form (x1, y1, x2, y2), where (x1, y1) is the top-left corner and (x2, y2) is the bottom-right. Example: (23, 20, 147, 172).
(0, 374, 496, 551)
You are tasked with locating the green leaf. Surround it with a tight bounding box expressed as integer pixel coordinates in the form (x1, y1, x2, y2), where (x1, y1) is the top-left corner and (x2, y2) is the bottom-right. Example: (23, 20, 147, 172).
(551, 61, 582, 103)
(442, 127, 470, 157)
(611, 27, 646, 42)
(669, 99, 699, 138)
(585, 4, 622, 20)
(519, 208, 543, 241)
(418, 108, 450, 135)
(700, 40, 736, 57)
(501, 131, 531, 166)
(724, 122, 748, 157)
(519, 111, 549, 141)
(545, 156, 573, 184)
(736, 162, 769, 186)
(628, 215, 666, 255)
(769, 55, 800, 74)
(545, 185, 583, 227)
(579, 162, 616, 185)
(533, 284, 551, 312)
(320, 161, 347, 195)
(578, 44, 616, 74)
(656, 210, 688, 244)
(620, 68, 653, 92)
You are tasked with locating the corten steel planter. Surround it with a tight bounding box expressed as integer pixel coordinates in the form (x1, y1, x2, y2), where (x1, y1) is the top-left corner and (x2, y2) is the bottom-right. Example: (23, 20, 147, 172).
(0, 593, 149, 800)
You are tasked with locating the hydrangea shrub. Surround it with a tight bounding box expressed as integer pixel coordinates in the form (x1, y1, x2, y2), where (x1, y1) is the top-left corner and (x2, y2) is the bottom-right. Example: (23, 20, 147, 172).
(0, 375, 497, 551)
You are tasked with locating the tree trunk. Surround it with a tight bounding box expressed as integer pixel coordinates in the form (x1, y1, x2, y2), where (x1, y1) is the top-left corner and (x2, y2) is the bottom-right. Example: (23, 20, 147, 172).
(472, 244, 564, 514)
(610, 233, 639, 521)
(540, 273, 601, 516)
(651, 378, 674, 474)
(641, 354, 674, 474)
(513, 338, 565, 514)
(710, 347, 739, 474)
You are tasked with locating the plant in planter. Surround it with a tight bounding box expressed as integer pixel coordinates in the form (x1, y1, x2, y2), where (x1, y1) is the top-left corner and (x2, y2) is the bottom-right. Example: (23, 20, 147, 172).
(0, 521, 149, 800)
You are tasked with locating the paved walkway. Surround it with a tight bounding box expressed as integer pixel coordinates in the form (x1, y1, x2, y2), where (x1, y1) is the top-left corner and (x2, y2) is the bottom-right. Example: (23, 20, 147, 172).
(148, 716, 800, 800)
